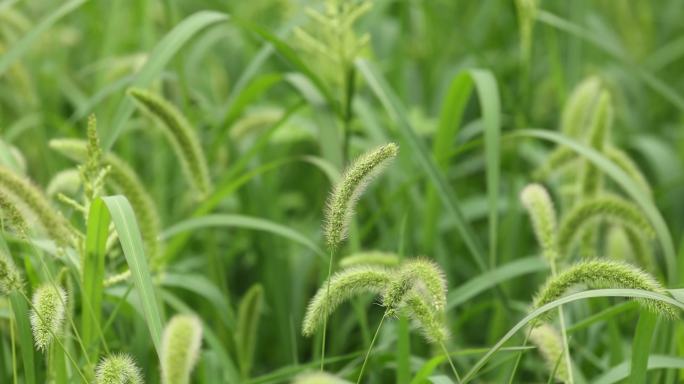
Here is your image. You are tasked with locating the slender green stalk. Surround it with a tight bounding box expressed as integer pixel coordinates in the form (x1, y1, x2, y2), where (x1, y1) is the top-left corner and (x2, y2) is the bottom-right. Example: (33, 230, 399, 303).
(356, 314, 385, 384)
(440, 342, 462, 384)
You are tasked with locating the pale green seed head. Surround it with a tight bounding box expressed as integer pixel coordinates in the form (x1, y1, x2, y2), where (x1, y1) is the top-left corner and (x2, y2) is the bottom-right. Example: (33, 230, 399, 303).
(401, 292, 449, 344)
(302, 266, 392, 336)
(529, 323, 569, 383)
(293, 371, 351, 384)
(0, 251, 22, 295)
(533, 260, 677, 319)
(557, 194, 654, 258)
(560, 76, 602, 138)
(30, 284, 67, 352)
(339, 250, 400, 269)
(161, 314, 203, 384)
(383, 259, 447, 316)
(520, 184, 558, 263)
(96, 354, 144, 384)
(324, 143, 398, 249)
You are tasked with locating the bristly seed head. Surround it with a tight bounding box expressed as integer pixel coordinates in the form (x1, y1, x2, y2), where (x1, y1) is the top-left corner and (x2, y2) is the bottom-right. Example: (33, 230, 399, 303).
(30, 284, 67, 352)
(324, 143, 398, 249)
(161, 314, 203, 384)
(520, 183, 558, 263)
(95, 354, 144, 384)
(528, 323, 569, 383)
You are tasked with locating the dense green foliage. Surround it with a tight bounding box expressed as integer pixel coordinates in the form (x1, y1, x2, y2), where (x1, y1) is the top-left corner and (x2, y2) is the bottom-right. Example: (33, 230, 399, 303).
(1, 0, 684, 383)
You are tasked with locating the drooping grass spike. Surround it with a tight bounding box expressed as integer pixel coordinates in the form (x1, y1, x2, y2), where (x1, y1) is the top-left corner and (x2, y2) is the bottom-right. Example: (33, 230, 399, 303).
(324, 143, 398, 249)
(401, 291, 449, 344)
(160, 314, 203, 384)
(533, 260, 677, 318)
(128, 88, 213, 198)
(30, 284, 67, 351)
(606, 226, 656, 272)
(0, 165, 74, 246)
(557, 194, 654, 257)
(49, 139, 162, 261)
(302, 266, 392, 336)
(0, 251, 23, 295)
(0, 190, 28, 236)
(339, 251, 400, 269)
(520, 184, 558, 263)
(560, 76, 602, 138)
(528, 323, 569, 383)
(383, 259, 447, 316)
(605, 146, 652, 197)
(95, 354, 144, 384)
(293, 371, 351, 384)
(579, 90, 613, 198)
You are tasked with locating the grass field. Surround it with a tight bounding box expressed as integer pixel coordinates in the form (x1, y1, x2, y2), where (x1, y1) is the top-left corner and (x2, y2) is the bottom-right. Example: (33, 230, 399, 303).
(1, 0, 684, 383)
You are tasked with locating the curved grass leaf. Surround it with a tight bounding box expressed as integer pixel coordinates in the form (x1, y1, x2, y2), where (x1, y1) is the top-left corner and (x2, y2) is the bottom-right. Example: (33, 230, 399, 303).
(593, 355, 684, 384)
(100, 195, 164, 355)
(160, 214, 324, 258)
(510, 129, 676, 284)
(104, 11, 230, 148)
(461, 288, 684, 383)
(356, 58, 487, 272)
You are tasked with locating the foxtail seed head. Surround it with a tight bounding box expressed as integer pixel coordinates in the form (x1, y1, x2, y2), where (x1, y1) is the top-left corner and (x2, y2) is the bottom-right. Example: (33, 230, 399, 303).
(161, 314, 203, 384)
(528, 323, 569, 383)
(129, 88, 212, 198)
(0, 165, 74, 246)
(533, 260, 677, 319)
(557, 194, 654, 257)
(383, 259, 446, 316)
(605, 146, 652, 197)
(30, 284, 67, 351)
(324, 143, 398, 249)
(95, 354, 144, 384)
(302, 266, 392, 336)
(402, 292, 449, 344)
(560, 76, 602, 138)
(520, 184, 558, 263)
(293, 371, 351, 384)
(0, 251, 22, 294)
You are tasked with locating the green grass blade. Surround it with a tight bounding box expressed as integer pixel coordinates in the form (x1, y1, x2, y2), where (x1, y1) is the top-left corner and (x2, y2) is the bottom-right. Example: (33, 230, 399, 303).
(104, 10, 230, 148)
(630, 310, 657, 384)
(511, 129, 677, 284)
(0, 0, 86, 77)
(461, 289, 684, 383)
(593, 355, 684, 384)
(356, 58, 488, 272)
(160, 214, 324, 258)
(81, 198, 109, 365)
(100, 195, 164, 355)
(447, 256, 547, 310)
(236, 284, 264, 379)
(8, 292, 36, 384)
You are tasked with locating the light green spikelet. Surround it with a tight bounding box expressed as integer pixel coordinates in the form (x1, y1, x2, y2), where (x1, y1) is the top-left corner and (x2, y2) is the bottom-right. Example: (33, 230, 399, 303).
(95, 354, 144, 384)
(324, 143, 398, 249)
(47, 169, 82, 198)
(533, 147, 577, 180)
(161, 314, 203, 384)
(533, 260, 677, 318)
(293, 371, 351, 384)
(0, 251, 23, 295)
(383, 259, 447, 316)
(606, 225, 655, 272)
(605, 146, 652, 197)
(82, 114, 109, 201)
(514, 0, 538, 63)
(557, 194, 654, 257)
(129, 88, 212, 198)
(0, 138, 27, 174)
(0, 165, 74, 246)
(30, 284, 67, 351)
(520, 184, 558, 263)
(528, 323, 569, 383)
(401, 292, 449, 344)
(0, 190, 28, 236)
(302, 266, 392, 336)
(560, 76, 602, 138)
(49, 139, 161, 261)
(579, 90, 613, 197)
(339, 250, 400, 268)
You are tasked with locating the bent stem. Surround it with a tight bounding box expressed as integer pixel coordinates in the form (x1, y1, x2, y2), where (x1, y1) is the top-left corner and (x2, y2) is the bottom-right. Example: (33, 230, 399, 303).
(357, 313, 386, 384)
(550, 262, 574, 384)
(320, 248, 336, 370)
(440, 342, 462, 384)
